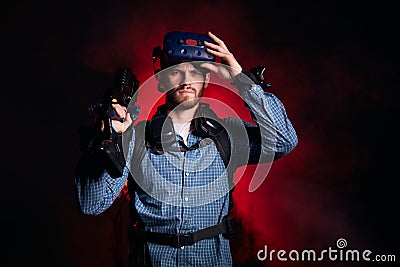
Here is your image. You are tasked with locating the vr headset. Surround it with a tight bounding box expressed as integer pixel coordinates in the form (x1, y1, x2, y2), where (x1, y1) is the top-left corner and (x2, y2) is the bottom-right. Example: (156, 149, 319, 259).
(152, 31, 216, 73)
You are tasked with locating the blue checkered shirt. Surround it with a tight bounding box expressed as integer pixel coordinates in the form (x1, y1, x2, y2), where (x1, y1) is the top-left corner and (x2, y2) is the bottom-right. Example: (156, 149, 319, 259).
(76, 84, 298, 266)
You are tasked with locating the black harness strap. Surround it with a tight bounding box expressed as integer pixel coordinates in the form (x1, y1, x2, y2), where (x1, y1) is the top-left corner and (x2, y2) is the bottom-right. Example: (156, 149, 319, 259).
(128, 104, 236, 263)
(130, 104, 232, 177)
(129, 217, 236, 248)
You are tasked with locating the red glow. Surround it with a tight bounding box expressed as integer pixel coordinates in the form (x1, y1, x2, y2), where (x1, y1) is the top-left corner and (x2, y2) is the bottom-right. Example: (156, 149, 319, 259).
(72, 3, 363, 267)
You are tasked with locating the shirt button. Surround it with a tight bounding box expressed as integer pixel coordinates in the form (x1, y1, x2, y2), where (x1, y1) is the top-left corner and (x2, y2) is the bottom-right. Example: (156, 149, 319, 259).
(181, 246, 185, 249)
(185, 172, 189, 176)
(184, 197, 189, 201)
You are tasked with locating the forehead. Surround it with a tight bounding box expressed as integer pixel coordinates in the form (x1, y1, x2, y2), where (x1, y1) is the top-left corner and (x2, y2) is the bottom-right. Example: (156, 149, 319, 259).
(169, 62, 199, 71)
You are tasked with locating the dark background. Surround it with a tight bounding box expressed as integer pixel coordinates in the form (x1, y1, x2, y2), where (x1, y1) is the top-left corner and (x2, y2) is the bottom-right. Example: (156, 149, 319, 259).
(3, 0, 399, 266)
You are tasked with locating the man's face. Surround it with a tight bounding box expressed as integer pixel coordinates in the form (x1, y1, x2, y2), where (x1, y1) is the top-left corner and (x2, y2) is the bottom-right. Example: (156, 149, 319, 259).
(161, 62, 210, 110)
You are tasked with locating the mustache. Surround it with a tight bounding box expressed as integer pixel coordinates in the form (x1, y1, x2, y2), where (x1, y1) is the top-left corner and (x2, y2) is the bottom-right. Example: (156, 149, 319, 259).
(170, 84, 195, 92)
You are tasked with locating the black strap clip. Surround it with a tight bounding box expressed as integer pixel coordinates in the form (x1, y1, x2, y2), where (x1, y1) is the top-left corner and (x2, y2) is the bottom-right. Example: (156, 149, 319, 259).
(222, 217, 236, 239)
(172, 233, 194, 248)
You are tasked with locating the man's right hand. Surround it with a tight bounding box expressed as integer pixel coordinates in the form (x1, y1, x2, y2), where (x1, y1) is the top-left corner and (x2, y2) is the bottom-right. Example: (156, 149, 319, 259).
(110, 103, 133, 133)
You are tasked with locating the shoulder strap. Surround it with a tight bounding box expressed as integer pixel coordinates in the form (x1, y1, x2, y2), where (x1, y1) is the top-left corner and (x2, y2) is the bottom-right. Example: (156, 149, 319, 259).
(210, 126, 235, 213)
(130, 120, 148, 179)
(191, 103, 232, 168)
(191, 105, 235, 213)
(210, 124, 231, 169)
(132, 108, 235, 212)
(132, 118, 232, 169)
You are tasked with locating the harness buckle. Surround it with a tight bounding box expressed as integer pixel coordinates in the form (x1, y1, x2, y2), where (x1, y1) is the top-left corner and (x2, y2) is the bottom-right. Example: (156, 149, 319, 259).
(172, 233, 193, 248)
(222, 217, 236, 239)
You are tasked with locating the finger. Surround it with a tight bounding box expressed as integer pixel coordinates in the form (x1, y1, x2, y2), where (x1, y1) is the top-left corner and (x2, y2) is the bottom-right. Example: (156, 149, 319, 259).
(207, 31, 228, 50)
(204, 40, 225, 53)
(112, 104, 127, 119)
(121, 112, 133, 132)
(200, 62, 220, 73)
(118, 106, 128, 118)
(111, 120, 123, 133)
(206, 48, 233, 64)
(112, 113, 133, 133)
(205, 47, 229, 58)
(124, 112, 132, 125)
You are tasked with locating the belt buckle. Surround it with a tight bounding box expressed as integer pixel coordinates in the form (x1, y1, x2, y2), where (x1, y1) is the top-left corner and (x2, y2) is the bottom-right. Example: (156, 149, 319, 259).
(174, 233, 192, 248)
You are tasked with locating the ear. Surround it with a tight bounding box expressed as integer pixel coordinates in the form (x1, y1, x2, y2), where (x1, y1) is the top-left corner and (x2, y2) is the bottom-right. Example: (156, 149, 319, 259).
(155, 72, 167, 92)
(154, 71, 160, 81)
(204, 72, 211, 88)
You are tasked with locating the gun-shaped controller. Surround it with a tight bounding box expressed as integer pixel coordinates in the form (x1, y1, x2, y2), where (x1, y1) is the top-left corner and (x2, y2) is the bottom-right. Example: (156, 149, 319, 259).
(88, 67, 139, 141)
(249, 65, 272, 90)
(76, 67, 139, 178)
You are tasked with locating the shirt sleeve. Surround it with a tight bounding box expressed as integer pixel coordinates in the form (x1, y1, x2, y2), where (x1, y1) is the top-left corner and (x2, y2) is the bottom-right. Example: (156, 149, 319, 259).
(74, 118, 137, 216)
(234, 79, 298, 163)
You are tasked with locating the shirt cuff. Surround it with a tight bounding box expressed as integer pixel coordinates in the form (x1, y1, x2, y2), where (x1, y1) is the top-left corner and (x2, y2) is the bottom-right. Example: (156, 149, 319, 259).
(231, 70, 258, 93)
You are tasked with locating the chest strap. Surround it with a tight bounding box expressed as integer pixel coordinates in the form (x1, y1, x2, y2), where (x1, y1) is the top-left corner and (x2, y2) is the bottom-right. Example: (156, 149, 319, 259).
(129, 217, 235, 248)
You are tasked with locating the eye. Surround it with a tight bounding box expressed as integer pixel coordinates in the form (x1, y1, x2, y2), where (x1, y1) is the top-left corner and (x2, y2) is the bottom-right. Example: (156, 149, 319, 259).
(169, 70, 182, 77)
(191, 70, 203, 77)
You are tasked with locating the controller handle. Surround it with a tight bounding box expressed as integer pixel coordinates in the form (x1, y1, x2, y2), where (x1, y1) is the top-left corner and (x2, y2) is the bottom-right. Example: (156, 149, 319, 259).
(249, 65, 272, 90)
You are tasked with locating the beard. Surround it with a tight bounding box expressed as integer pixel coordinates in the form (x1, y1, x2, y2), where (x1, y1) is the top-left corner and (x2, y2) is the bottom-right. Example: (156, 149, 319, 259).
(166, 85, 204, 110)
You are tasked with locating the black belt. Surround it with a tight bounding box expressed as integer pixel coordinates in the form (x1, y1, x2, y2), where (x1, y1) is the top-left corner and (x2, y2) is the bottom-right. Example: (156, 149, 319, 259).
(129, 217, 236, 248)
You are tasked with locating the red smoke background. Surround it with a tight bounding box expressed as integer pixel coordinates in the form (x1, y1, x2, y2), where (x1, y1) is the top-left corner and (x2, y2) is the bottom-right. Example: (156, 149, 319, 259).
(3, 1, 398, 267)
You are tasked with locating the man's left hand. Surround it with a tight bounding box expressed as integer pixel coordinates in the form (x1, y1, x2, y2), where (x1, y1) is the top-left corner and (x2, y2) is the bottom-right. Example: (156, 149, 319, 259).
(201, 31, 242, 80)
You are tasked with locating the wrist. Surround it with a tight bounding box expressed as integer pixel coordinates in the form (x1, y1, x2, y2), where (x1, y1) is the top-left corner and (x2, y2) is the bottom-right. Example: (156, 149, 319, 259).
(231, 70, 254, 90)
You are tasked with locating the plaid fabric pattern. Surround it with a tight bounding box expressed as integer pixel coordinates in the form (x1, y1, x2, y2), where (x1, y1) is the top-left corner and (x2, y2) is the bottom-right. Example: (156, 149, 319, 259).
(76, 84, 298, 266)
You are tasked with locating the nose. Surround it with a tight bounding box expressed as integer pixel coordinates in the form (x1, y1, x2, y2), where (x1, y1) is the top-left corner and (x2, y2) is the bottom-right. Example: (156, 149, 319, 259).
(181, 72, 192, 86)
(181, 69, 196, 85)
